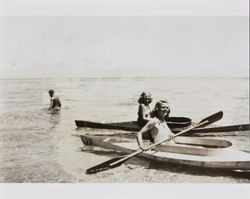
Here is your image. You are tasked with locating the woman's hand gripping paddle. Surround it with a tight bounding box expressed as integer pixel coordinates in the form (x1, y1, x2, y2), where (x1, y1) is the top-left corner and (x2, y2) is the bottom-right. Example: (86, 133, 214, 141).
(86, 111, 223, 174)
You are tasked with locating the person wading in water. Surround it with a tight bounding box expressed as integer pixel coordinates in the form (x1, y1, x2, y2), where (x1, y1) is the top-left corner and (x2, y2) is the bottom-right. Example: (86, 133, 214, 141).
(48, 89, 61, 111)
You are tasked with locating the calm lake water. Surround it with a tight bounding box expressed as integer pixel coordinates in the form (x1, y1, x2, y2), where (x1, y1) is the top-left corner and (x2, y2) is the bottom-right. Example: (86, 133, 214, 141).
(0, 77, 249, 183)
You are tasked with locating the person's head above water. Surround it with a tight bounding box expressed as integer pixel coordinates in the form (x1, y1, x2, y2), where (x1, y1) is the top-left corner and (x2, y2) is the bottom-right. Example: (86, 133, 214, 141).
(48, 89, 54, 97)
(138, 91, 153, 104)
(151, 100, 170, 119)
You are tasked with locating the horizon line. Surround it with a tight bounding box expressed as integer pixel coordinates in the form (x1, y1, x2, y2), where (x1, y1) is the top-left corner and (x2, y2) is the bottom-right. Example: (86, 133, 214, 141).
(0, 76, 249, 80)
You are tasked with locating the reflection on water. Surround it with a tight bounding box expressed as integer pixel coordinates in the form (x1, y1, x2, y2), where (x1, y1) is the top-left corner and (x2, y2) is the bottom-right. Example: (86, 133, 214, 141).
(48, 111, 61, 129)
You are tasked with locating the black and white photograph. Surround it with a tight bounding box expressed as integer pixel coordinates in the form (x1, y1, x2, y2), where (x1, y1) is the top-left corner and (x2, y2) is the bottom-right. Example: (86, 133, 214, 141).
(0, 0, 249, 198)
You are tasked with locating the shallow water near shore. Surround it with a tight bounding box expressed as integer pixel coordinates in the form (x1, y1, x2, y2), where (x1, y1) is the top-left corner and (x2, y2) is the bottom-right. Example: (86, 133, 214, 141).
(0, 77, 249, 183)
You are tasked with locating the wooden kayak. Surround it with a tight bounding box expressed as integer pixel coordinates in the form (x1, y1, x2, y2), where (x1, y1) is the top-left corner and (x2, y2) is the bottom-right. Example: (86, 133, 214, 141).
(75, 120, 140, 131)
(189, 124, 250, 133)
(75, 116, 192, 133)
(75, 119, 250, 134)
(80, 135, 250, 170)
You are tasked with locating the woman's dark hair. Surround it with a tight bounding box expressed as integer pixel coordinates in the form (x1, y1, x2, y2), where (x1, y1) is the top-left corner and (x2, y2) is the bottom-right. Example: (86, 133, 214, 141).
(138, 92, 152, 104)
(49, 89, 54, 95)
(150, 100, 169, 117)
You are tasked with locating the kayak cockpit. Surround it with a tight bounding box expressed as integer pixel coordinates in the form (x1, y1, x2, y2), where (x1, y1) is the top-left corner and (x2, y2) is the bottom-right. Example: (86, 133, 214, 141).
(116, 137, 233, 157)
(173, 136, 232, 148)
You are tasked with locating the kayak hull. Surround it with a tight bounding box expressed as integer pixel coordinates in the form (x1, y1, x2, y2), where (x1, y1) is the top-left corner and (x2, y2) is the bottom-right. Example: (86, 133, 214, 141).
(76, 120, 140, 131)
(75, 120, 250, 134)
(190, 124, 250, 133)
(75, 116, 192, 133)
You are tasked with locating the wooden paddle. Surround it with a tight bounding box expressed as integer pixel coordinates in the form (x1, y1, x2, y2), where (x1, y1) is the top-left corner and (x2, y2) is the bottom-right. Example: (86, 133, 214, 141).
(86, 111, 223, 174)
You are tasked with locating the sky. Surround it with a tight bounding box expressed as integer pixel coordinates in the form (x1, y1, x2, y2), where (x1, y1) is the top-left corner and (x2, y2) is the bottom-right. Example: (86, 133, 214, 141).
(0, 0, 249, 78)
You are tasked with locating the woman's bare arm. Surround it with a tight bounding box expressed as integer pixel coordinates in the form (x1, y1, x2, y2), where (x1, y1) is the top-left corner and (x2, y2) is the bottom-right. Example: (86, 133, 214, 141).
(136, 119, 156, 150)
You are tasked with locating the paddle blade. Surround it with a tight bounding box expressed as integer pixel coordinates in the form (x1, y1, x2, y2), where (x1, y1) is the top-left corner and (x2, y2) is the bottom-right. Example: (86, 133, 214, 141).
(86, 156, 127, 174)
(197, 111, 223, 128)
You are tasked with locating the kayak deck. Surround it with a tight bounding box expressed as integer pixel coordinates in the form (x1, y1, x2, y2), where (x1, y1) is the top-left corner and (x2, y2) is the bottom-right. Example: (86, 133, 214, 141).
(121, 142, 250, 170)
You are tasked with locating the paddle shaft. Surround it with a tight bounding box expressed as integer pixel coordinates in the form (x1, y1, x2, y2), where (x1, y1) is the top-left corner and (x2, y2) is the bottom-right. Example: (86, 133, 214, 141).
(110, 119, 208, 166)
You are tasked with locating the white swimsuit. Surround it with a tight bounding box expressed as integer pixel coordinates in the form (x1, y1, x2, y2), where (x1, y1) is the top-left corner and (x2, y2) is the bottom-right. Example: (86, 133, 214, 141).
(150, 118, 172, 143)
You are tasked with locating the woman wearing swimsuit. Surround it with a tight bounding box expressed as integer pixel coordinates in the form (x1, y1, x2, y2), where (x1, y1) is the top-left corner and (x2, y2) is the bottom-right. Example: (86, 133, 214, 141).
(137, 100, 174, 150)
(137, 92, 153, 127)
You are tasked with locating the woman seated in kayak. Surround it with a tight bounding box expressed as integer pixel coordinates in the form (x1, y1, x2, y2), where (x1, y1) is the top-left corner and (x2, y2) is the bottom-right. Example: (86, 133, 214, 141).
(137, 91, 153, 127)
(137, 100, 174, 150)
(48, 89, 62, 111)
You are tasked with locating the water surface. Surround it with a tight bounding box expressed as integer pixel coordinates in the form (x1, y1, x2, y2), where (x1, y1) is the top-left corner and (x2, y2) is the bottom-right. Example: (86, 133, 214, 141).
(0, 77, 249, 182)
